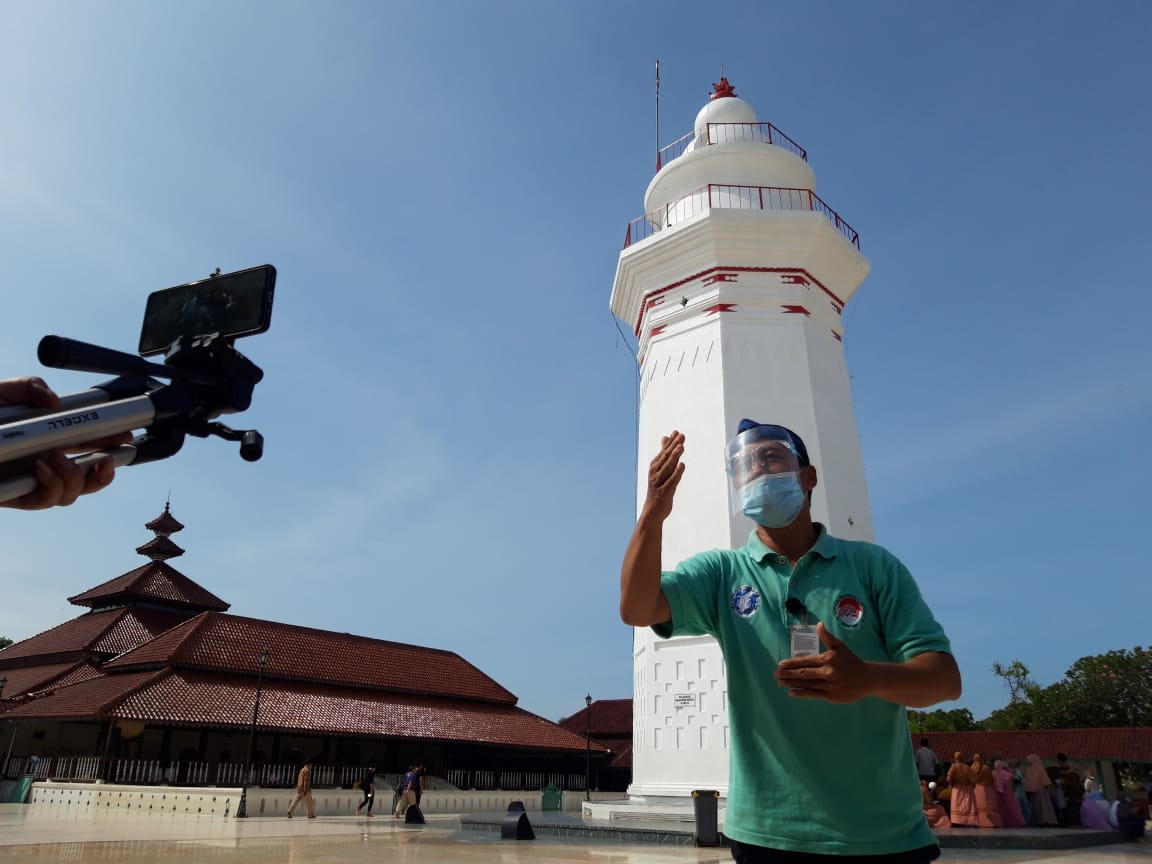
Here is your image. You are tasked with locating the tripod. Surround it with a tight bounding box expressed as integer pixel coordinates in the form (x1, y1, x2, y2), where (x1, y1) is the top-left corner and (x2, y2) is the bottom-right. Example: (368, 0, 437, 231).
(0, 333, 265, 504)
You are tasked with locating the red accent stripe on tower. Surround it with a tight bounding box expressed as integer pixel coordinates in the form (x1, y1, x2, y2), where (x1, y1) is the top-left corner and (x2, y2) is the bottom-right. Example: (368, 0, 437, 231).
(704, 303, 736, 315)
(702, 273, 738, 286)
(632, 266, 845, 336)
(782, 305, 810, 316)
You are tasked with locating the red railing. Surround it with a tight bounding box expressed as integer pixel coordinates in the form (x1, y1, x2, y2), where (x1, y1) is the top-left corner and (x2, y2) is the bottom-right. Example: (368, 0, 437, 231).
(657, 122, 808, 169)
(623, 184, 859, 250)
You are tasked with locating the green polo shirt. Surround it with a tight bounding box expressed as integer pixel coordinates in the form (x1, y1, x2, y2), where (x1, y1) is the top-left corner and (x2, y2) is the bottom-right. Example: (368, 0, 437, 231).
(656, 525, 951, 855)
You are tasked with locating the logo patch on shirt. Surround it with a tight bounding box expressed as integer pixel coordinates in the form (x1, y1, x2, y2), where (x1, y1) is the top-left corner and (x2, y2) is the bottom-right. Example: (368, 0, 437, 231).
(730, 585, 761, 618)
(834, 595, 864, 628)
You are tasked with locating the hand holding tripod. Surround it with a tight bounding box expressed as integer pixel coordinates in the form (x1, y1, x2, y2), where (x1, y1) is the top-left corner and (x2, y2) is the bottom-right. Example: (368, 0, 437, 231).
(0, 265, 274, 505)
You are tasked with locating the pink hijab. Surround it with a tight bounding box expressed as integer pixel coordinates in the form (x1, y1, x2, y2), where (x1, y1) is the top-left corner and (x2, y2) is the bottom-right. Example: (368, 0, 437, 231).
(1023, 754, 1051, 793)
(993, 760, 1015, 795)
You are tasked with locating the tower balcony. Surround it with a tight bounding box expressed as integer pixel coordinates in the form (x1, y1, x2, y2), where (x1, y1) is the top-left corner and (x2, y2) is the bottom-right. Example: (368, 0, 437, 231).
(623, 184, 860, 250)
(657, 122, 808, 169)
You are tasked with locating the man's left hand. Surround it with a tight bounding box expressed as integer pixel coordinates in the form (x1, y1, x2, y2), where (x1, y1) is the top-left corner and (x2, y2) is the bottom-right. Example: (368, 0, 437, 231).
(775, 622, 875, 703)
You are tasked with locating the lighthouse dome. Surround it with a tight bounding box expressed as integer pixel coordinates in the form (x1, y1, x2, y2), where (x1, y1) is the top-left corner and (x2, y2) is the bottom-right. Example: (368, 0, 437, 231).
(645, 79, 815, 214)
(687, 95, 759, 152)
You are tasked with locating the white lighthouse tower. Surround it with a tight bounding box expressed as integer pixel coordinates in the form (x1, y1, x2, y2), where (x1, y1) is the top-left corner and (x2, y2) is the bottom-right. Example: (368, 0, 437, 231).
(610, 78, 873, 801)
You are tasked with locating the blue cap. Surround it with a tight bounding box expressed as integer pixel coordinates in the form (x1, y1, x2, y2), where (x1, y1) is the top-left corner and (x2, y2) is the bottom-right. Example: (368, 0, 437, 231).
(732, 419, 810, 467)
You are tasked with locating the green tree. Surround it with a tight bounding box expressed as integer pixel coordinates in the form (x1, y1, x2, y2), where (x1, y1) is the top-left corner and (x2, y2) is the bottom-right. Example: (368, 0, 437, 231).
(984, 648, 1152, 729)
(985, 659, 1043, 729)
(992, 660, 1036, 703)
(1036, 648, 1152, 728)
(908, 707, 982, 733)
(0, 636, 12, 650)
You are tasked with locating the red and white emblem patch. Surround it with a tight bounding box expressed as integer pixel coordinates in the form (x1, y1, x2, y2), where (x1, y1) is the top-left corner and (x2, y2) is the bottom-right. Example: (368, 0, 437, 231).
(834, 595, 864, 628)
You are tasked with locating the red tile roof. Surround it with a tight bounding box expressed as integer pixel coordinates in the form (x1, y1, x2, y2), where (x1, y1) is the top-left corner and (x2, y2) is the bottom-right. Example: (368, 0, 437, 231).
(559, 698, 633, 738)
(90, 609, 191, 656)
(49, 662, 105, 690)
(104, 613, 519, 704)
(0, 608, 191, 664)
(2, 670, 164, 719)
(145, 507, 184, 535)
(0, 662, 86, 699)
(67, 561, 228, 611)
(134, 536, 184, 560)
(5, 670, 609, 753)
(911, 728, 1152, 762)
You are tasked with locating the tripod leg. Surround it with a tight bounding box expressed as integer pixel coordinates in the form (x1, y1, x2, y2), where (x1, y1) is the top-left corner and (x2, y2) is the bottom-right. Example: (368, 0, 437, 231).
(0, 445, 138, 504)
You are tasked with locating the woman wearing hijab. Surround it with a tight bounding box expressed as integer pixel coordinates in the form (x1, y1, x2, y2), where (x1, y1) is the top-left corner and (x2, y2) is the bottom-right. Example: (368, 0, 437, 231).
(993, 760, 1027, 828)
(1023, 754, 1058, 826)
(921, 780, 951, 829)
(970, 754, 1003, 828)
(947, 752, 978, 827)
(1079, 778, 1112, 830)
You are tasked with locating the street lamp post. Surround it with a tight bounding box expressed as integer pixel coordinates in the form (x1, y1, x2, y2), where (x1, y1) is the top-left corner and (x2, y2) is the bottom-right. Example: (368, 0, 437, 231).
(236, 647, 270, 819)
(0, 676, 10, 781)
(584, 693, 592, 801)
(0, 676, 7, 780)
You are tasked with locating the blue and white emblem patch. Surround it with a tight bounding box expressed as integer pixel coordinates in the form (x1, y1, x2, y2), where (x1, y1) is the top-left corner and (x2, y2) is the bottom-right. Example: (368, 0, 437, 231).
(730, 585, 761, 618)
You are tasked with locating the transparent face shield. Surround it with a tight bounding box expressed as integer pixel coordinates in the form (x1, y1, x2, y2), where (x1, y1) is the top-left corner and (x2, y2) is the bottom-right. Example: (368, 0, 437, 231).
(725, 428, 802, 514)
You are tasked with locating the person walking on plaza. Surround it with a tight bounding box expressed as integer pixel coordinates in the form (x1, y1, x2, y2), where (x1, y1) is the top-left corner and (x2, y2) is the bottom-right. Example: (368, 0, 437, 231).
(286, 760, 315, 819)
(413, 762, 427, 805)
(619, 422, 961, 863)
(394, 765, 419, 818)
(354, 762, 376, 817)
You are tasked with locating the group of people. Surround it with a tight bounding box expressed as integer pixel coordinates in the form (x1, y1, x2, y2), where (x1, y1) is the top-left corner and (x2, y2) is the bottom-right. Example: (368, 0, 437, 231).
(283, 760, 426, 820)
(914, 742, 1146, 842)
(351, 762, 426, 818)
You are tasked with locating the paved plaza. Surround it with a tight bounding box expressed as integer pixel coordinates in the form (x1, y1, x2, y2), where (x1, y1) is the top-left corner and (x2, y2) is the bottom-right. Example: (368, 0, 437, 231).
(1, 804, 1149, 864)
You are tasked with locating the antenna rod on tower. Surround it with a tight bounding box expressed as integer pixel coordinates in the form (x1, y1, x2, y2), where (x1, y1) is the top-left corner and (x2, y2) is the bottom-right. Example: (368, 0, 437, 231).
(655, 59, 661, 172)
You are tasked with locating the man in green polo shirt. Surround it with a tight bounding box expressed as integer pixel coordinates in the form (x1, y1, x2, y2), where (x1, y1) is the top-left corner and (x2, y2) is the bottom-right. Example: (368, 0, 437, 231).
(619, 420, 961, 863)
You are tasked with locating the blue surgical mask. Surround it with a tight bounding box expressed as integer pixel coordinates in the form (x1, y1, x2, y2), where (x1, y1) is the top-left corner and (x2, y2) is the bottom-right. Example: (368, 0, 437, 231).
(739, 472, 805, 527)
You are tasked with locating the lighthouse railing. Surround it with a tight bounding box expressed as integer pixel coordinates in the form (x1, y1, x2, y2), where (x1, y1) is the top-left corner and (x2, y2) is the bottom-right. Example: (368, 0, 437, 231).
(656, 122, 808, 169)
(624, 184, 859, 250)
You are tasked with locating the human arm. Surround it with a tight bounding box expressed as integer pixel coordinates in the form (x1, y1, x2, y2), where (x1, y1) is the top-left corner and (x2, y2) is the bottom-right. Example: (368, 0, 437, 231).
(775, 622, 962, 706)
(619, 431, 684, 627)
(0, 377, 131, 510)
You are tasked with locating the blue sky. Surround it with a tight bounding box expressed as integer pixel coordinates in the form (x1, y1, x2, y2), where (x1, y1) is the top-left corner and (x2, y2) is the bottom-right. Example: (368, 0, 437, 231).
(2, 1, 1149, 726)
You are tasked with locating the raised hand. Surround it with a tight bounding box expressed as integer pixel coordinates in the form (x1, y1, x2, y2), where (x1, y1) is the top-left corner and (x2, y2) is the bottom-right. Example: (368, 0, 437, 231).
(641, 431, 686, 522)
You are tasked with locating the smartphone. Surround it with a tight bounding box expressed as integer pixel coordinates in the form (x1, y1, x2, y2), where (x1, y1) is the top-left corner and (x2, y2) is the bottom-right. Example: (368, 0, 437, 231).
(138, 265, 276, 356)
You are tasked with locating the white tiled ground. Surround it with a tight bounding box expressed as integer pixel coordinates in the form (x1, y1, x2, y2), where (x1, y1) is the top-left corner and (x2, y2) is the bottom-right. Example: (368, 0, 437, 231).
(0, 804, 1148, 864)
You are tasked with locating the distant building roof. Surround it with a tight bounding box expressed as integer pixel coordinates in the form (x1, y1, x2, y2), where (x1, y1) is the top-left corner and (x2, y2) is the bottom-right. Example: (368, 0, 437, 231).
(3, 669, 604, 753)
(559, 698, 632, 739)
(0, 608, 190, 667)
(0, 504, 612, 760)
(144, 505, 184, 536)
(102, 612, 518, 704)
(67, 561, 229, 612)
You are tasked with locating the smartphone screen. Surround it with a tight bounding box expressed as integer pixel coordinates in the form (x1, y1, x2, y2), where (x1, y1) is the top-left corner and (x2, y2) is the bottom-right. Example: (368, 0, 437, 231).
(138, 265, 276, 356)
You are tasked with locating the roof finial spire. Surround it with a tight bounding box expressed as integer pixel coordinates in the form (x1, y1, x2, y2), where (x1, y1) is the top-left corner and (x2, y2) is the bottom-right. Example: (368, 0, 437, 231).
(711, 74, 736, 100)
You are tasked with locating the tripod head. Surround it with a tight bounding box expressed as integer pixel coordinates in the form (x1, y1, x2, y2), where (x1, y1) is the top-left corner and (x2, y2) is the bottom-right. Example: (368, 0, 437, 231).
(0, 265, 275, 502)
(37, 331, 266, 462)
